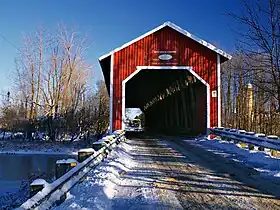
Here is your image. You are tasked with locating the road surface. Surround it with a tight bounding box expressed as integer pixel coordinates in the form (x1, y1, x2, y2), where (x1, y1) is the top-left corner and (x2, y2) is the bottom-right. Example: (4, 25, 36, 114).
(55, 136, 280, 210)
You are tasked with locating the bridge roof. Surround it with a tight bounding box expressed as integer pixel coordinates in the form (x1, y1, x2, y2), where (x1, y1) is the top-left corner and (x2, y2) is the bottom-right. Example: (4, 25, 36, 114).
(99, 21, 232, 61)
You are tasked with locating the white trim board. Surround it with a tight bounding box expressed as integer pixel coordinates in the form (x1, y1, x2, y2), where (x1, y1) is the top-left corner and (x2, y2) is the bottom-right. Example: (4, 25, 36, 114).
(121, 66, 211, 132)
(217, 54, 221, 127)
(99, 21, 232, 61)
(109, 55, 114, 134)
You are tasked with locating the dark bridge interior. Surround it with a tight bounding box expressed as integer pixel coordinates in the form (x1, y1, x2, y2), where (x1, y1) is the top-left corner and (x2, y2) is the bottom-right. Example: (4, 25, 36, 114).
(125, 69, 207, 136)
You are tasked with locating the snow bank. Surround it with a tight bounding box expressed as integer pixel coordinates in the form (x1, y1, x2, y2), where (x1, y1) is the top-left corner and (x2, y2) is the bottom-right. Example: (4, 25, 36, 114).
(53, 142, 137, 210)
(190, 138, 280, 179)
(0, 180, 29, 209)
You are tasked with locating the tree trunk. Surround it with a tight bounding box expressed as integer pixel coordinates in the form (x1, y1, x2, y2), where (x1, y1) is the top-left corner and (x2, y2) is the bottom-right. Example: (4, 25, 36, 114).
(47, 115, 55, 141)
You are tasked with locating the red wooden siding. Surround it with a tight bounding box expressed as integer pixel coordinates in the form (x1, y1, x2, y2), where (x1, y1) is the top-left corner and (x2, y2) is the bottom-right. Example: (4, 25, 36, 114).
(112, 26, 218, 130)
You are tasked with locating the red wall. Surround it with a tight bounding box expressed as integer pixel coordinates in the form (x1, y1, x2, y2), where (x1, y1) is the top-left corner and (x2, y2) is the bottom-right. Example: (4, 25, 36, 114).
(112, 26, 218, 131)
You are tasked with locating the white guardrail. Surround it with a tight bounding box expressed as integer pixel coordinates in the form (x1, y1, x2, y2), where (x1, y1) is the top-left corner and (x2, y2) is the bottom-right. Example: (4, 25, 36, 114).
(16, 130, 126, 210)
(209, 127, 280, 151)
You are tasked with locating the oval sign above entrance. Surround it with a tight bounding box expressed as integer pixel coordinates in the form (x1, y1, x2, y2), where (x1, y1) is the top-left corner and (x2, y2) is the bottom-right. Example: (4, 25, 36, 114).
(158, 54, 172, 61)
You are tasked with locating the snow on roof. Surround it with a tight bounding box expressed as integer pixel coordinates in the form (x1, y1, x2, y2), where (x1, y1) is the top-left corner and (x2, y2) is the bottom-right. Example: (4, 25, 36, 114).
(99, 21, 232, 61)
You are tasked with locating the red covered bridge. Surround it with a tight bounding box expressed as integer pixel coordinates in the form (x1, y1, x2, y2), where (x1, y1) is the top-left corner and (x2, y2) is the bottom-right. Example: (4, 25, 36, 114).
(99, 22, 231, 135)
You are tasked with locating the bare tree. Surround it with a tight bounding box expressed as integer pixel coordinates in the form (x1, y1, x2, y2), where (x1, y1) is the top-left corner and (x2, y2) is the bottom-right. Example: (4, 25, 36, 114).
(230, 0, 280, 110)
(221, 0, 280, 135)
(14, 25, 92, 141)
(221, 55, 249, 129)
(92, 81, 109, 139)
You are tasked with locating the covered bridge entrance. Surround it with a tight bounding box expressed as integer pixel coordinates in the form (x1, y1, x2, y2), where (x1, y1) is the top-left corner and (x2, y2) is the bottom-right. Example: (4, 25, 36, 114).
(99, 22, 231, 135)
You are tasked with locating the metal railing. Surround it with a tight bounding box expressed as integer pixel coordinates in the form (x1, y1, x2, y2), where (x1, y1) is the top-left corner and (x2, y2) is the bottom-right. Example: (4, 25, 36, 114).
(209, 127, 280, 151)
(17, 130, 126, 210)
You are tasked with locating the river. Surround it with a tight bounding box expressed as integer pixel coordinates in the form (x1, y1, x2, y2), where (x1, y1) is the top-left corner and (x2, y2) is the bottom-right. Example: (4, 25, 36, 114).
(0, 153, 76, 209)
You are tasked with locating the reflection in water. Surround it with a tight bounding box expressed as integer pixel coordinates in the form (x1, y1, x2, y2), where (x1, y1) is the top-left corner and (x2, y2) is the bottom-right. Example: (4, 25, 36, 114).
(0, 153, 76, 208)
(0, 154, 75, 181)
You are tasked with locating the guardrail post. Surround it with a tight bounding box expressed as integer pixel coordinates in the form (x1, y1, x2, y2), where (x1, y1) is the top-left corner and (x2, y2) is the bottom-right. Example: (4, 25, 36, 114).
(258, 146, 265, 151)
(238, 130, 248, 148)
(116, 135, 122, 144)
(78, 148, 96, 163)
(55, 193, 67, 206)
(103, 135, 116, 150)
(211, 128, 280, 155)
(248, 144, 254, 150)
(92, 141, 108, 153)
(271, 150, 279, 157)
(256, 133, 266, 151)
(29, 179, 48, 198)
(245, 132, 255, 150)
(56, 159, 78, 179)
(267, 135, 280, 157)
(240, 142, 247, 148)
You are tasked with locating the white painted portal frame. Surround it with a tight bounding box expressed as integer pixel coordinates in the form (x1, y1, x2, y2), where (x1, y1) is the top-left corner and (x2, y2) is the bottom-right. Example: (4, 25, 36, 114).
(109, 54, 114, 134)
(121, 66, 211, 132)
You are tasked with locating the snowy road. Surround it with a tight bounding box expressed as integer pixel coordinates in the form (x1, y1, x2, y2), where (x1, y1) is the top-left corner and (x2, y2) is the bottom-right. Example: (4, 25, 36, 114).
(54, 137, 280, 210)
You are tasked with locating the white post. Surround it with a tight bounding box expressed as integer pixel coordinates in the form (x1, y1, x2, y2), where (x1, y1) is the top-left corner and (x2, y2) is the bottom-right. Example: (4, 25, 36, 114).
(217, 54, 221, 127)
(109, 54, 114, 134)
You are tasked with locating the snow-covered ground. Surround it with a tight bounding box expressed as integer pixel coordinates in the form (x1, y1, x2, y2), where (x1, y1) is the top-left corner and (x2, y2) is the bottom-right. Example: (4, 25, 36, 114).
(0, 180, 29, 209)
(54, 142, 137, 209)
(54, 140, 183, 210)
(0, 140, 84, 155)
(188, 137, 280, 179)
(54, 137, 280, 210)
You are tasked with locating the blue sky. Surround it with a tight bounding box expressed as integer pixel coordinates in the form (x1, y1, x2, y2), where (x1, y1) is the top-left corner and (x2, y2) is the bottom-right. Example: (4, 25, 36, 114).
(0, 0, 241, 93)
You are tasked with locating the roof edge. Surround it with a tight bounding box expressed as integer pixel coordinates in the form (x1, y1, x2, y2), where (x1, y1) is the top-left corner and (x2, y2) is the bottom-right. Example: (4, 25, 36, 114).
(99, 21, 232, 61)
